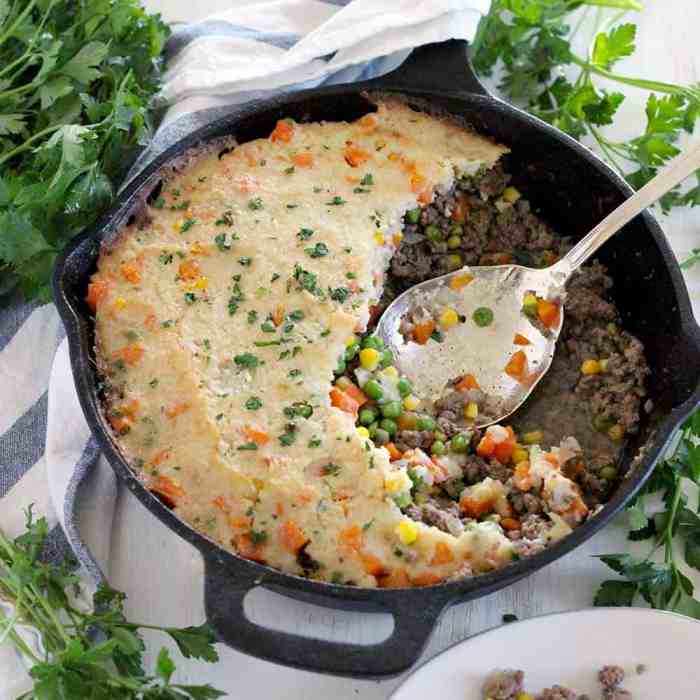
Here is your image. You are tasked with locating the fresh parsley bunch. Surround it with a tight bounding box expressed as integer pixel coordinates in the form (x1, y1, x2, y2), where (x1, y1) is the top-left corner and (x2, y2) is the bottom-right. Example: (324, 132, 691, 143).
(472, 1, 700, 217)
(0, 510, 225, 699)
(0, 0, 170, 302)
(594, 411, 700, 617)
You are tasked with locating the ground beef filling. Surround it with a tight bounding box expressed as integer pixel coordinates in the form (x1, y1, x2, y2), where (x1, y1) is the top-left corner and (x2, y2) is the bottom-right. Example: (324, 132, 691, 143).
(342, 164, 649, 541)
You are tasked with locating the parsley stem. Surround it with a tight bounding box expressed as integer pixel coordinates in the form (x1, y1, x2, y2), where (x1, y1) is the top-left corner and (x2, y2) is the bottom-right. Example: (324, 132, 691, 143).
(583, 0, 641, 8)
(0, 0, 38, 48)
(588, 124, 628, 177)
(0, 123, 65, 166)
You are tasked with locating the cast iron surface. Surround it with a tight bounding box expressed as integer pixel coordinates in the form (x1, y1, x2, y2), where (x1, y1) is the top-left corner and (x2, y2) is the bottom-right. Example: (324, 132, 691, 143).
(52, 40, 700, 678)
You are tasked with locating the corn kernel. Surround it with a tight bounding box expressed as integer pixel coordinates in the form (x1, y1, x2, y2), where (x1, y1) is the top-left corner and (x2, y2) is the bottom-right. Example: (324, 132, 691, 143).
(359, 348, 380, 370)
(335, 375, 353, 391)
(608, 424, 625, 441)
(193, 276, 209, 290)
(113, 297, 127, 310)
(403, 395, 420, 411)
(396, 520, 418, 545)
(439, 307, 460, 328)
(374, 232, 385, 246)
(172, 223, 180, 232)
(448, 272, 474, 290)
(522, 430, 544, 445)
(523, 292, 538, 308)
(464, 402, 479, 420)
(517, 694, 535, 700)
(502, 186, 521, 204)
(581, 359, 601, 375)
(512, 445, 529, 464)
(346, 336, 358, 347)
(385, 471, 411, 494)
(607, 322, 618, 335)
(382, 366, 399, 378)
(393, 231, 403, 244)
(356, 426, 370, 439)
(599, 358, 609, 372)
(190, 242, 205, 255)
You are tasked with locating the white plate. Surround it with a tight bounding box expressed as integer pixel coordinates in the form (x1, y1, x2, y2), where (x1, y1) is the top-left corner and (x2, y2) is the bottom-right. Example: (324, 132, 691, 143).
(392, 608, 700, 699)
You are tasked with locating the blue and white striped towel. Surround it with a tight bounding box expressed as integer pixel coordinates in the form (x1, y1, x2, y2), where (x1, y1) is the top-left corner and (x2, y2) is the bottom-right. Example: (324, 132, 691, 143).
(1, 0, 487, 691)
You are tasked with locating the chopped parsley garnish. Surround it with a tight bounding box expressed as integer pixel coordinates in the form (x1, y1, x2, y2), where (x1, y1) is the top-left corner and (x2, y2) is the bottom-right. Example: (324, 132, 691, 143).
(343, 247, 352, 254)
(321, 463, 340, 476)
(228, 283, 244, 315)
(346, 272, 356, 279)
(214, 232, 232, 251)
(292, 346, 302, 357)
(313, 186, 323, 193)
(250, 530, 268, 545)
(247, 310, 258, 324)
(261, 320, 276, 333)
(286, 204, 298, 209)
(153, 197, 165, 209)
(148, 378, 159, 388)
(361, 173, 374, 186)
(215, 211, 234, 226)
(171, 189, 181, 197)
(270, 273, 280, 283)
(248, 197, 264, 210)
(353, 187, 370, 194)
(184, 292, 197, 305)
(234, 353, 260, 369)
(362, 519, 375, 531)
(238, 256, 253, 267)
(287, 309, 304, 321)
(284, 166, 295, 175)
(279, 349, 291, 359)
(282, 322, 294, 334)
(289, 368, 302, 378)
(430, 328, 444, 343)
(320, 329, 331, 337)
(325, 196, 346, 206)
(254, 339, 282, 347)
(161, 319, 174, 328)
(180, 218, 197, 233)
(308, 437, 322, 448)
(328, 286, 352, 303)
(330, 572, 343, 584)
(237, 442, 258, 451)
(297, 228, 314, 240)
(283, 402, 313, 419)
(245, 397, 263, 410)
(159, 252, 173, 265)
(173, 200, 190, 210)
(305, 242, 329, 258)
(292, 264, 323, 297)
(279, 425, 297, 446)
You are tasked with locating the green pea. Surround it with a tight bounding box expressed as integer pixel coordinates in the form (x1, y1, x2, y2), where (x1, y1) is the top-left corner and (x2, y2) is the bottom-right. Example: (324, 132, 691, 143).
(448, 223, 463, 237)
(431, 440, 446, 456)
(379, 418, 398, 436)
(359, 407, 378, 425)
(380, 348, 394, 368)
(416, 415, 436, 431)
(393, 492, 412, 508)
(381, 401, 402, 419)
(405, 207, 421, 224)
(447, 253, 463, 270)
(433, 430, 447, 442)
(362, 335, 384, 350)
(397, 378, 412, 397)
(447, 235, 462, 250)
(345, 341, 360, 361)
(374, 428, 390, 445)
(334, 358, 346, 375)
(368, 422, 378, 438)
(425, 224, 443, 242)
(450, 433, 470, 453)
(600, 465, 618, 480)
(363, 379, 384, 401)
(592, 414, 614, 433)
(472, 307, 494, 327)
(299, 404, 313, 419)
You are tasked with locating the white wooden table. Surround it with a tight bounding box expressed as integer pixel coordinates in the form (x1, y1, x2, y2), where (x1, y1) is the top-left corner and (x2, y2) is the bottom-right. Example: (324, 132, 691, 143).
(108, 2, 700, 697)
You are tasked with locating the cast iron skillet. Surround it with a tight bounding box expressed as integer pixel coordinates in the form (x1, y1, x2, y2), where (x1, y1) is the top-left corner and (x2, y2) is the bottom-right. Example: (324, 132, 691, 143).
(53, 40, 700, 678)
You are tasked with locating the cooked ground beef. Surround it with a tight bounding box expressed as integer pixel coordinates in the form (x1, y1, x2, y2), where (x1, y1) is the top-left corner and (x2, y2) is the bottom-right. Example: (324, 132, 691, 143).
(536, 686, 585, 700)
(482, 669, 525, 700)
(598, 667, 625, 689)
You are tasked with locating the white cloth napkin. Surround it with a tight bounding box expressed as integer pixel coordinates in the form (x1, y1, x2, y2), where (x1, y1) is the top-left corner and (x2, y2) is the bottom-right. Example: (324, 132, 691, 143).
(0, 1, 488, 694)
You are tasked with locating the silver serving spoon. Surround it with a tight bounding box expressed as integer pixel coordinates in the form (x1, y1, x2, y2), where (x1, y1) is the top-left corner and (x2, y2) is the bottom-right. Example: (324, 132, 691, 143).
(377, 142, 700, 428)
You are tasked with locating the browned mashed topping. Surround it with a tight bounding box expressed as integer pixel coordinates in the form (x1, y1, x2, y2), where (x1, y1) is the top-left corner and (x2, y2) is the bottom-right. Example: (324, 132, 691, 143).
(89, 98, 648, 588)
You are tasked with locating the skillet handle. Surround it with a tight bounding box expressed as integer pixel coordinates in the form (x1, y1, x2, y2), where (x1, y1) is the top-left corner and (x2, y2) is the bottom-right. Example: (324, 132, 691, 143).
(373, 39, 489, 96)
(203, 555, 454, 678)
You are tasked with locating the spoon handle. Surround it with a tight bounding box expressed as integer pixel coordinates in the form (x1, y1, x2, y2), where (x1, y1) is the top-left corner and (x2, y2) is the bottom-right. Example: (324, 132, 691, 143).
(555, 140, 700, 275)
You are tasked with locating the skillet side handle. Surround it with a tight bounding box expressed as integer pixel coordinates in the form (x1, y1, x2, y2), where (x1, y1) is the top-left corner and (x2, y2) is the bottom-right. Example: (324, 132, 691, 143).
(374, 39, 489, 96)
(203, 555, 453, 678)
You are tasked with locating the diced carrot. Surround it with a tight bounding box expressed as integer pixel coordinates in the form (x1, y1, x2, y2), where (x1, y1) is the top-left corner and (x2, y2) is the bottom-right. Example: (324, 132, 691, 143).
(151, 449, 171, 467)
(144, 314, 158, 332)
(417, 188, 433, 205)
(501, 517, 521, 531)
(279, 520, 307, 552)
(121, 263, 141, 283)
(392, 233, 403, 247)
(109, 413, 133, 435)
(387, 152, 402, 162)
(339, 525, 363, 550)
(448, 272, 474, 291)
(343, 383, 368, 407)
(537, 299, 560, 328)
(411, 572, 443, 587)
(456, 373, 480, 391)
(275, 502, 284, 517)
(114, 343, 144, 366)
(494, 439, 515, 464)
(344, 144, 370, 167)
(431, 541, 454, 566)
(412, 319, 436, 345)
(178, 259, 200, 281)
(378, 567, 410, 588)
(359, 552, 385, 577)
(229, 515, 251, 530)
(459, 494, 494, 518)
(151, 475, 185, 508)
(235, 533, 266, 563)
(272, 304, 285, 326)
(544, 452, 560, 467)
(243, 425, 270, 446)
(451, 194, 470, 223)
(476, 433, 496, 458)
(401, 159, 417, 175)
(562, 497, 589, 523)
(212, 496, 227, 511)
(385, 443, 402, 461)
(329, 387, 360, 416)
(86, 278, 108, 311)
(165, 402, 189, 419)
(513, 333, 530, 346)
(505, 350, 528, 381)
(270, 119, 294, 143)
(292, 152, 314, 168)
(410, 173, 427, 193)
(513, 461, 532, 491)
(358, 113, 379, 130)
